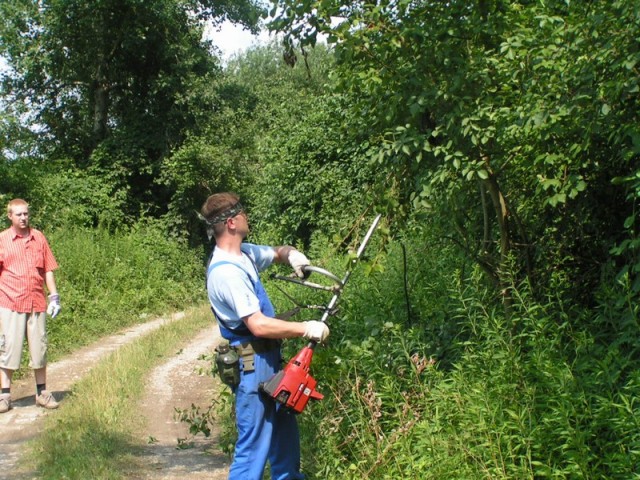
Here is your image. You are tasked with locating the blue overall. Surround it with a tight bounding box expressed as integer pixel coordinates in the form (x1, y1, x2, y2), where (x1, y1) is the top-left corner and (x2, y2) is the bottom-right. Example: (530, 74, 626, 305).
(207, 258, 304, 480)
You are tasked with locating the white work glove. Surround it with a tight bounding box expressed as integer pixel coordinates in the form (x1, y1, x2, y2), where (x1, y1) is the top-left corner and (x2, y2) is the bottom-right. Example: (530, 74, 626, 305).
(303, 321, 330, 343)
(288, 250, 310, 278)
(47, 294, 61, 318)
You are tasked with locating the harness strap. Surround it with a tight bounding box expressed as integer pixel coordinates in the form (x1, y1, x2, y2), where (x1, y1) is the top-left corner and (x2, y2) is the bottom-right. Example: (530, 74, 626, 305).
(206, 248, 275, 338)
(206, 251, 281, 374)
(207, 260, 254, 337)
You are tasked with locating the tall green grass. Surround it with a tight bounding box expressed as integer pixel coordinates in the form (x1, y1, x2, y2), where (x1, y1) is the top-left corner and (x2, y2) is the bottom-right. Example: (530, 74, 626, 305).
(44, 222, 205, 357)
(291, 240, 640, 479)
(155, 231, 638, 479)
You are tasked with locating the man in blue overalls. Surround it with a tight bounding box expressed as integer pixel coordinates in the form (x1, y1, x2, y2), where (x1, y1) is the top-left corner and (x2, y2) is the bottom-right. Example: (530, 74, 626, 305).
(202, 192, 330, 480)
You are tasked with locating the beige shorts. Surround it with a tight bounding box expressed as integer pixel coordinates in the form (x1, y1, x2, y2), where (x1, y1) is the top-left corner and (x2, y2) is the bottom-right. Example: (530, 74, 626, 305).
(0, 307, 48, 370)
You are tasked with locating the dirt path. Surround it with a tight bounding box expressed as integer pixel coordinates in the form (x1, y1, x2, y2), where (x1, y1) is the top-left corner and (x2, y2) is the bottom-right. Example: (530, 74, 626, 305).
(0, 312, 230, 479)
(133, 325, 229, 479)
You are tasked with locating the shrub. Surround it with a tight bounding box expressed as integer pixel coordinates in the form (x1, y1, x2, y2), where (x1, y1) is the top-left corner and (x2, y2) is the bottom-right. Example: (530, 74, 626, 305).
(44, 221, 205, 357)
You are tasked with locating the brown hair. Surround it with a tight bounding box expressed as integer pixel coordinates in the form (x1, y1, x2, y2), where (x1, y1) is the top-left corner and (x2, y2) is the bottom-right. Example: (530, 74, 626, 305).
(200, 192, 241, 238)
(7, 198, 29, 216)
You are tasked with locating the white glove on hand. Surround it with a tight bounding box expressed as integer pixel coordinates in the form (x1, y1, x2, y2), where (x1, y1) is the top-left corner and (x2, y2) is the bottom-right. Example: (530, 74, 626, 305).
(288, 250, 310, 278)
(47, 294, 61, 318)
(303, 320, 330, 343)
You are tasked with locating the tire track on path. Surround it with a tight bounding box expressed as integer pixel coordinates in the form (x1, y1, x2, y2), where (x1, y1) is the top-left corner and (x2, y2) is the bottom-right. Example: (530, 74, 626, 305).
(133, 325, 229, 479)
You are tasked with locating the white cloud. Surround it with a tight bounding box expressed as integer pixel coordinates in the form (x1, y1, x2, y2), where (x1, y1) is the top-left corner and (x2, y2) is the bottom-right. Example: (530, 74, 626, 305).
(204, 21, 274, 61)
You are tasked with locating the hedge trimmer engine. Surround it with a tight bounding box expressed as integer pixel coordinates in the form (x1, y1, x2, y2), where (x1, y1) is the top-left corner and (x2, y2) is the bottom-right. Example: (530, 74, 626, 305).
(259, 215, 381, 413)
(259, 343, 322, 413)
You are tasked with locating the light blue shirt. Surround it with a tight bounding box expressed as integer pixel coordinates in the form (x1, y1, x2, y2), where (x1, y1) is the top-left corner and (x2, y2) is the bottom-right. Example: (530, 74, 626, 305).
(206, 243, 275, 330)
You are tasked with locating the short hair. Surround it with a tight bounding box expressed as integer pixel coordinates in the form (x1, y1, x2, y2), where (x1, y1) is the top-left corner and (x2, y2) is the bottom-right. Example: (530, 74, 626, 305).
(7, 198, 29, 216)
(200, 192, 241, 238)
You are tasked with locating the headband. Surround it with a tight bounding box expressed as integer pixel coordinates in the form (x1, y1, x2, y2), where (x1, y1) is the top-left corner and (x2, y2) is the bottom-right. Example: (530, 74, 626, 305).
(202, 201, 244, 226)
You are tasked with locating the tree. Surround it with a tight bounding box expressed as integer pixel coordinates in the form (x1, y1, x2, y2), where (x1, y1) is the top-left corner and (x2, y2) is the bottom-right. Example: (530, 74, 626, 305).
(267, 0, 640, 306)
(160, 42, 376, 247)
(0, 0, 264, 217)
(222, 43, 379, 247)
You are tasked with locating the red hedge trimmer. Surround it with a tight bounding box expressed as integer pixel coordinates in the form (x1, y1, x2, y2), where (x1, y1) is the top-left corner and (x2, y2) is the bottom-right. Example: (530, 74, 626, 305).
(259, 214, 382, 413)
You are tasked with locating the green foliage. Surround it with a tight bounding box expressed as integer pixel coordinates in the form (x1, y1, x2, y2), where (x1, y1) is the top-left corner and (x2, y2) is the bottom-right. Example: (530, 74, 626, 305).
(37, 166, 129, 230)
(45, 222, 205, 357)
(158, 64, 265, 239)
(1, 1, 639, 477)
(0, 104, 38, 161)
(0, 0, 265, 224)
(217, 43, 379, 248)
(1, 158, 132, 231)
(253, 96, 377, 247)
(268, 0, 640, 307)
(295, 235, 640, 479)
(0, 157, 41, 208)
(611, 170, 640, 294)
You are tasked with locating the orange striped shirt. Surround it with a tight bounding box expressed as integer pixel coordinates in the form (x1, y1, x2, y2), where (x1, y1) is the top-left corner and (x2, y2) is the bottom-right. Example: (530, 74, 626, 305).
(0, 227, 59, 313)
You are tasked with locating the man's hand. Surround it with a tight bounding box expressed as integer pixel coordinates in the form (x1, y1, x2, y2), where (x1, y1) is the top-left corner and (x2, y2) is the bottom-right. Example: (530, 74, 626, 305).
(47, 294, 61, 318)
(288, 250, 311, 278)
(303, 321, 330, 343)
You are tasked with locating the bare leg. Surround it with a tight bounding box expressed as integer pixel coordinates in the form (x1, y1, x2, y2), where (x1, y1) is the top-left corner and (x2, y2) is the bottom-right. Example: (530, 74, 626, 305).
(34, 367, 46, 386)
(0, 367, 13, 389)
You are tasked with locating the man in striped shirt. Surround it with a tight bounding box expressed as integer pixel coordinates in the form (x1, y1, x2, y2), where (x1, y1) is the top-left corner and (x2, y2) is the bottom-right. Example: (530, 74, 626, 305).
(0, 198, 61, 413)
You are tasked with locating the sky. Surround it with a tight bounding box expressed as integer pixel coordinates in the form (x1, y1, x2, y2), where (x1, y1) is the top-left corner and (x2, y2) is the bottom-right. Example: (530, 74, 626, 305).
(205, 21, 274, 61)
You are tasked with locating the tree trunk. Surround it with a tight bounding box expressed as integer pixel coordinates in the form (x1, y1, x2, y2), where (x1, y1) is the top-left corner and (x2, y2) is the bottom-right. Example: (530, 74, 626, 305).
(481, 156, 513, 314)
(92, 61, 109, 144)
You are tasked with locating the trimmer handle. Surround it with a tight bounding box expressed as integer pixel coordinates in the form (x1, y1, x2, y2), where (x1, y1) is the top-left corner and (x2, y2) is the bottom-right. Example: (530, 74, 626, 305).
(301, 265, 342, 285)
(271, 266, 343, 292)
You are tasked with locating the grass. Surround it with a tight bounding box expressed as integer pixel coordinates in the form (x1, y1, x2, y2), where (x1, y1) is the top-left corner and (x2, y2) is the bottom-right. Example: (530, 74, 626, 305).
(26, 304, 213, 480)
(46, 225, 206, 358)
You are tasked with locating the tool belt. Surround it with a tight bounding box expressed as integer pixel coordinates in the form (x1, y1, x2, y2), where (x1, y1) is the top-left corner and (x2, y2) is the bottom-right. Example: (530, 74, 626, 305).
(237, 338, 281, 372)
